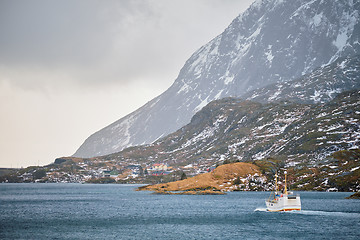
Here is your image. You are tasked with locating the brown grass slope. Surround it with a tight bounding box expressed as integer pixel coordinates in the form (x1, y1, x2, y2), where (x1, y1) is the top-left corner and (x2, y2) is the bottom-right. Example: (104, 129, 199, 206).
(138, 162, 261, 193)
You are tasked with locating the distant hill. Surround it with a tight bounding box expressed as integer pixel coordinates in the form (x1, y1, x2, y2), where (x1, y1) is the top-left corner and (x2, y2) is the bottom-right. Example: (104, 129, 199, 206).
(137, 149, 360, 193)
(288, 149, 360, 192)
(28, 88, 358, 191)
(103, 89, 360, 169)
(0, 168, 17, 177)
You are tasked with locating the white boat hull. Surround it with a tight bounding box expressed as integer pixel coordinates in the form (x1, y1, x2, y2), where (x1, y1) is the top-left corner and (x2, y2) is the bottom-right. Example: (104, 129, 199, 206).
(266, 194, 301, 212)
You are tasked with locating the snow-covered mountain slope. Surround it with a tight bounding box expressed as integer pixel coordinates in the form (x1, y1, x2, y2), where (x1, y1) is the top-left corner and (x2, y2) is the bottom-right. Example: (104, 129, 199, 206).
(98, 89, 360, 169)
(74, 0, 360, 158)
(242, 55, 360, 104)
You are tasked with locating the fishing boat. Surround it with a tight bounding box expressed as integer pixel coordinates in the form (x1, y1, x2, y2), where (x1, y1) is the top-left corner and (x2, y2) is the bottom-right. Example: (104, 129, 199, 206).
(265, 171, 301, 212)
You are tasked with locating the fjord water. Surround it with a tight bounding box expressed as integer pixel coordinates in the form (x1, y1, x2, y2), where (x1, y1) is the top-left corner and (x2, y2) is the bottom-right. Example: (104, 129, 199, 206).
(1, 184, 359, 239)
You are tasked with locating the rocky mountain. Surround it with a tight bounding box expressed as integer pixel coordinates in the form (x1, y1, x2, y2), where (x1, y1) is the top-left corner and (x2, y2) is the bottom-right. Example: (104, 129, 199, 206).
(74, 0, 360, 158)
(243, 55, 360, 104)
(105, 89, 360, 169)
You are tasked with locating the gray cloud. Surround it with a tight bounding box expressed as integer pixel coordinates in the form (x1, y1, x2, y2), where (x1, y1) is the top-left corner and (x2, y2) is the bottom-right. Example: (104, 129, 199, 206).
(0, 0, 254, 167)
(0, 1, 150, 88)
(0, 0, 254, 89)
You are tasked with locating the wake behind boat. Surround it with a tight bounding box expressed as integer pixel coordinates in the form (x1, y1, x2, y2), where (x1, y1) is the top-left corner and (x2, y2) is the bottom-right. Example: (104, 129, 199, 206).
(266, 171, 301, 212)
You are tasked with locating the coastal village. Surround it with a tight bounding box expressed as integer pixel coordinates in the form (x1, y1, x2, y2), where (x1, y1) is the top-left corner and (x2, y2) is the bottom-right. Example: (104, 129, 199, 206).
(2, 156, 271, 192)
(2, 149, 359, 193)
(9, 157, 216, 184)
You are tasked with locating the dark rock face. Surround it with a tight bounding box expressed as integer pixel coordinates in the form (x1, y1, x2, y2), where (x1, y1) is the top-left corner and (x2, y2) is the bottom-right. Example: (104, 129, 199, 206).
(242, 55, 360, 104)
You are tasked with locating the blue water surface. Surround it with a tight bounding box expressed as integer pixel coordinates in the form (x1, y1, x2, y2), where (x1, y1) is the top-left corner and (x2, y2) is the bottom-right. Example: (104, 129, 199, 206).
(0, 183, 359, 239)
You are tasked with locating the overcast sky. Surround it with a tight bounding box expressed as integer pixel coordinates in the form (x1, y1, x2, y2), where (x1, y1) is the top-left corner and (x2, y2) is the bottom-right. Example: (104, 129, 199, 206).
(0, 0, 255, 168)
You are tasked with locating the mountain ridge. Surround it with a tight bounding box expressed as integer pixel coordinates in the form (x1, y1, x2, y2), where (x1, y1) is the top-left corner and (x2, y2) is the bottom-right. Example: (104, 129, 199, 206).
(101, 89, 360, 169)
(74, 0, 360, 158)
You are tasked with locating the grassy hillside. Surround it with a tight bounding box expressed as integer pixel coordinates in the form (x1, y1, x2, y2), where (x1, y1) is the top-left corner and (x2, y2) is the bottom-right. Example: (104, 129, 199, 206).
(138, 162, 266, 194)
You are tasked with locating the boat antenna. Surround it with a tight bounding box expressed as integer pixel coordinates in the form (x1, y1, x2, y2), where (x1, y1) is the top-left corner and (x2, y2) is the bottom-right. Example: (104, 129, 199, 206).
(284, 170, 288, 195)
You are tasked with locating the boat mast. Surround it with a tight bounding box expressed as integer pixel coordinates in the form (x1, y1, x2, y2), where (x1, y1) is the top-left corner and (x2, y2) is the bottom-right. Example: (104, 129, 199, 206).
(284, 171, 288, 195)
(275, 173, 278, 193)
